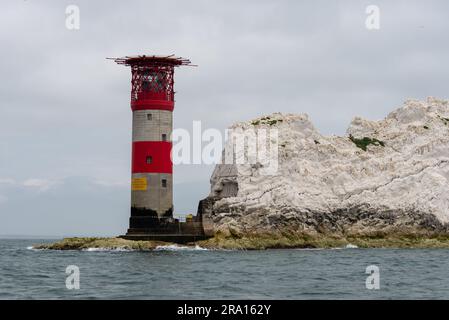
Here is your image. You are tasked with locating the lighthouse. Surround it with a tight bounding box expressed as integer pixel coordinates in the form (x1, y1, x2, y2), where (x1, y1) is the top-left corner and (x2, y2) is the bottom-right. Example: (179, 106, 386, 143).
(112, 55, 193, 236)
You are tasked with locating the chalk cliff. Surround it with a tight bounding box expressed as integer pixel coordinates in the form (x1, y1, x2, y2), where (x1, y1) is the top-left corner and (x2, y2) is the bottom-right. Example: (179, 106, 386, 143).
(199, 97, 449, 237)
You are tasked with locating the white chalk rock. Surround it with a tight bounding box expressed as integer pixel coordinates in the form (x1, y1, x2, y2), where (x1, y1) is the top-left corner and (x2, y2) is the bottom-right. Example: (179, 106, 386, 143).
(200, 98, 449, 236)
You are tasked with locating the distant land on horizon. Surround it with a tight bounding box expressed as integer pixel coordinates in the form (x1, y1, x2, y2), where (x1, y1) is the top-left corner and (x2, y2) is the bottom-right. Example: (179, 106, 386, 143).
(0, 234, 102, 239)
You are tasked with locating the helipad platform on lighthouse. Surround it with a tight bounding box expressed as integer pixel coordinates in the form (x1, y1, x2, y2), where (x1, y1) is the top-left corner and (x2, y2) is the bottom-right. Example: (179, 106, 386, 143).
(110, 54, 193, 66)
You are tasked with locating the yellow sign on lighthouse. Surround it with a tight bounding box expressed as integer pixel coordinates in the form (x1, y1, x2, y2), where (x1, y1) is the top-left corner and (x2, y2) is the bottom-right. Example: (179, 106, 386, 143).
(131, 177, 147, 191)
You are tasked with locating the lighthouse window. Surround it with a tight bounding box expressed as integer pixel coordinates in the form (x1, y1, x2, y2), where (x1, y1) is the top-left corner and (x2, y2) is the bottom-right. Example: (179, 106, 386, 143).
(146, 156, 153, 164)
(147, 113, 152, 121)
(162, 134, 167, 141)
(161, 179, 167, 188)
(142, 71, 164, 92)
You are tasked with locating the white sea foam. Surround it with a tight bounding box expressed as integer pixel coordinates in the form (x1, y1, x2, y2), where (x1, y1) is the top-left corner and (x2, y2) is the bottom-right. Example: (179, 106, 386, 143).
(82, 247, 134, 252)
(26, 246, 49, 251)
(154, 244, 208, 251)
(295, 245, 360, 251)
(84, 245, 208, 252)
(26, 246, 36, 250)
(295, 247, 326, 251)
(26, 245, 208, 252)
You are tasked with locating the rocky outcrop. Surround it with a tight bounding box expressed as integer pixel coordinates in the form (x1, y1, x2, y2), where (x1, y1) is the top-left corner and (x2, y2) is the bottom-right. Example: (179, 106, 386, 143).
(33, 237, 168, 250)
(199, 97, 449, 237)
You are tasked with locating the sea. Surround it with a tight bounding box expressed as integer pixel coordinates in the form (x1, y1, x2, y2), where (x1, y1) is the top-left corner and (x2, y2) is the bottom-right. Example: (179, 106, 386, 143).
(1, 239, 449, 299)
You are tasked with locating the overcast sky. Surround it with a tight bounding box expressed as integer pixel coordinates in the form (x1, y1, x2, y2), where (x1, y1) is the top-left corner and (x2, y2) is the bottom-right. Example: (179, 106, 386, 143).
(0, 0, 448, 237)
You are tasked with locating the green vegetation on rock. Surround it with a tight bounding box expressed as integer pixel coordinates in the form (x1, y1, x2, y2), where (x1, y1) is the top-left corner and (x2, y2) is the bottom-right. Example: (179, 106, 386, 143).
(251, 117, 283, 126)
(349, 135, 385, 151)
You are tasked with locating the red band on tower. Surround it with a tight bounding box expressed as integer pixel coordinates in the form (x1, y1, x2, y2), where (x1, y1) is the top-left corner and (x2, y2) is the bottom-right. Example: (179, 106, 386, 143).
(132, 141, 173, 174)
(131, 100, 174, 112)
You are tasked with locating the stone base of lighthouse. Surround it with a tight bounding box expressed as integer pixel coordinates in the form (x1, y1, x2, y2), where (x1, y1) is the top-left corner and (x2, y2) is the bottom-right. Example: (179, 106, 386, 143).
(122, 214, 208, 243)
(122, 173, 208, 243)
(123, 208, 209, 243)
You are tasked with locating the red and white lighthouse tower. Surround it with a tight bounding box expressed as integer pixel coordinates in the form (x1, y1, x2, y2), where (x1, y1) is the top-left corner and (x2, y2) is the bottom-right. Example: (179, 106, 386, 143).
(112, 55, 192, 234)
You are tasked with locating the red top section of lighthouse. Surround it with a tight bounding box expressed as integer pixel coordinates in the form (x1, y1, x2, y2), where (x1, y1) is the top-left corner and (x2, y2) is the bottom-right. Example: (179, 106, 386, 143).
(110, 54, 193, 111)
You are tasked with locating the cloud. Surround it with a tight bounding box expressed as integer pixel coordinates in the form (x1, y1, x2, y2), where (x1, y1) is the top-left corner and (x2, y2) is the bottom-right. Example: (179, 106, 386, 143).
(22, 178, 62, 192)
(92, 179, 129, 188)
(0, 178, 16, 185)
